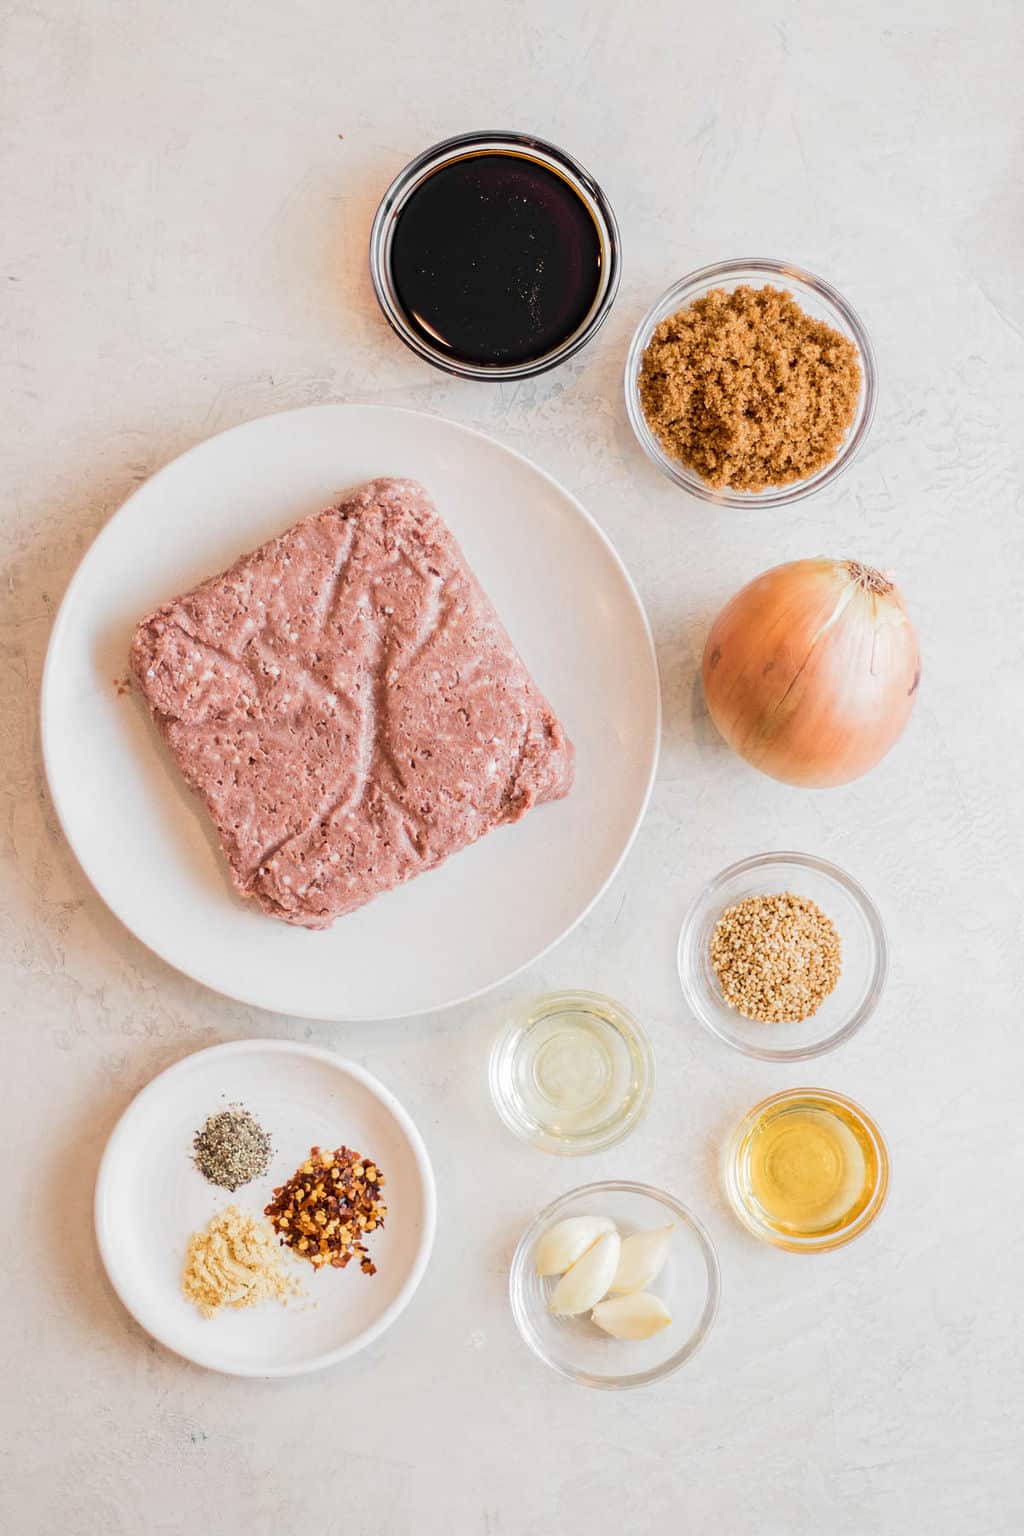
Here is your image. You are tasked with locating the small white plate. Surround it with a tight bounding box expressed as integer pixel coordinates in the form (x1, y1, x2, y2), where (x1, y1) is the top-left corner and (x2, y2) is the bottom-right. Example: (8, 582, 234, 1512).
(42, 404, 660, 1020)
(94, 1040, 436, 1377)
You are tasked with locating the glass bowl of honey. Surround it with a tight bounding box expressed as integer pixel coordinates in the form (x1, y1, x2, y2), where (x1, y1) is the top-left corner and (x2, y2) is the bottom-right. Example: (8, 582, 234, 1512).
(726, 1087, 890, 1253)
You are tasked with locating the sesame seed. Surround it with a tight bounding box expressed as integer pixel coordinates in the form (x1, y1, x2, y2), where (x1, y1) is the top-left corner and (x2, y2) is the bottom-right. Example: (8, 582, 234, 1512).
(709, 892, 841, 1024)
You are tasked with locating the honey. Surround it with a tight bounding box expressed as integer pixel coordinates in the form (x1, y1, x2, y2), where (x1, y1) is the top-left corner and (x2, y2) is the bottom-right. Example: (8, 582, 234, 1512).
(728, 1089, 888, 1251)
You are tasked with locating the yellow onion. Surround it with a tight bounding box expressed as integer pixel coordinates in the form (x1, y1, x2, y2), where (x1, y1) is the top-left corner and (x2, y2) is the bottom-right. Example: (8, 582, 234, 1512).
(702, 559, 920, 788)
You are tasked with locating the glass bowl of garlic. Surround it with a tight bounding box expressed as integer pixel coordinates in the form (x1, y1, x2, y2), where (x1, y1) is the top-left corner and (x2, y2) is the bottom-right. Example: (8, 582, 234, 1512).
(509, 1180, 720, 1389)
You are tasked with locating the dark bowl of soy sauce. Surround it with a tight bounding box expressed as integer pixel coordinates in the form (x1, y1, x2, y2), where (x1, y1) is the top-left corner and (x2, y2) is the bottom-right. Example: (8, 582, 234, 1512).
(369, 131, 621, 380)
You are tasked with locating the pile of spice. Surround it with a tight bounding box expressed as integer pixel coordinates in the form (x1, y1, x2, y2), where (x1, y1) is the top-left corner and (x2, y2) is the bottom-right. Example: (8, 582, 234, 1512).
(638, 285, 861, 491)
(710, 892, 842, 1023)
(181, 1205, 301, 1318)
(193, 1105, 272, 1191)
(265, 1145, 386, 1274)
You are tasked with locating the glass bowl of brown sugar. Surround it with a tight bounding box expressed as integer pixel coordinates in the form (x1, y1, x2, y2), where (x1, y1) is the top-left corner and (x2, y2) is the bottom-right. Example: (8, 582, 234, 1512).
(624, 258, 877, 508)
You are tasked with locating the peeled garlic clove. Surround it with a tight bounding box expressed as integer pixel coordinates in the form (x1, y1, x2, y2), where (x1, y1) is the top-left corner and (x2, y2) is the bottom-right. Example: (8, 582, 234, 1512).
(592, 1292, 672, 1340)
(549, 1230, 621, 1316)
(535, 1215, 617, 1277)
(609, 1225, 674, 1294)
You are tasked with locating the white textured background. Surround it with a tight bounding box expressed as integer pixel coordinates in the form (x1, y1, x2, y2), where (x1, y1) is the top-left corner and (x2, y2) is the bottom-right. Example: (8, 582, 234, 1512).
(2, 1, 1023, 1531)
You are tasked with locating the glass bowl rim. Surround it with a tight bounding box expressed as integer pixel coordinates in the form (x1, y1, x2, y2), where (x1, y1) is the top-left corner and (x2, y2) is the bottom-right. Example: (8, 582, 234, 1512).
(677, 850, 888, 1063)
(369, 129, 622, 381)
(725, 1086, 891, 1253)
(623, 257, 878, 507)
(509, 1178, 721, 1389)
(488, 989, 655, 1156)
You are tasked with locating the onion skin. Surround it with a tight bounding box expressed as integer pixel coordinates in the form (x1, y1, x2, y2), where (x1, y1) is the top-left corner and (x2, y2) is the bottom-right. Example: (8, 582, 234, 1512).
(701, 559, 921, 788)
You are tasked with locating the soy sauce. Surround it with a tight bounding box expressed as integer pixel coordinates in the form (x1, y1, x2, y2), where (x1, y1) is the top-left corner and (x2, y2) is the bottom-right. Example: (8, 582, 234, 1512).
(390, 152, 604, 368)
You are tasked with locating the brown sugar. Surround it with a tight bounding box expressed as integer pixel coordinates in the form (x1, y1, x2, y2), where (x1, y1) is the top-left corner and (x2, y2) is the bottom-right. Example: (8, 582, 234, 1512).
(638, 285, 861, 492)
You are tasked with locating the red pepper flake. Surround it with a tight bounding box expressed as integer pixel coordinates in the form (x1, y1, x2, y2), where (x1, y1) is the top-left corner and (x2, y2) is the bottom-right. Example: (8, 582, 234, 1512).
(265, 1145, 386, 1273)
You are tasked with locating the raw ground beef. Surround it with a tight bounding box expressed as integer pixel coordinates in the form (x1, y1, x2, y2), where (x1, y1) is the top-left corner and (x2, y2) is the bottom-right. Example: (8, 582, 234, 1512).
(130, 477, 574, 928)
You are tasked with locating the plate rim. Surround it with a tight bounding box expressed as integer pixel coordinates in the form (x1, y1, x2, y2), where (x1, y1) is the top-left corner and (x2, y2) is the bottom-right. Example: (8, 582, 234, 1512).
(42, 402, 661, 1021)
(93, 1038, 438, 1378)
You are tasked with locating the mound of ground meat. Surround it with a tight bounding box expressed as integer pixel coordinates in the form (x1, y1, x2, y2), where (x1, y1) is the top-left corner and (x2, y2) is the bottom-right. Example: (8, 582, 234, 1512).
(130, 477, 574, 929)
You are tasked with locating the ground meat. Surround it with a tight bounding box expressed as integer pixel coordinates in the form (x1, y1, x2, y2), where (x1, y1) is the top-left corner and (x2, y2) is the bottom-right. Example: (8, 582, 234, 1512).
(130, 478, 574, 929)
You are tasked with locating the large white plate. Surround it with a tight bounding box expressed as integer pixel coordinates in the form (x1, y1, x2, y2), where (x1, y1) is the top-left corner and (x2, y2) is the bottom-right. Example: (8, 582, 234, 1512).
(94, 1040, 436, 1377)
(42, 404, 659, 1019)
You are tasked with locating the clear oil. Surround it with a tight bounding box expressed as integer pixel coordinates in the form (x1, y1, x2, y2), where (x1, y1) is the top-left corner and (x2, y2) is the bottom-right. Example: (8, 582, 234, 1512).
(733, 1092, 881, 1239)
(507, 997, 646, 1143)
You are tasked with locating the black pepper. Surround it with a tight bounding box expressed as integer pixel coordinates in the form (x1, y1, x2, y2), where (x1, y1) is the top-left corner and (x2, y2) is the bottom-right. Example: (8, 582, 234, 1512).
(192, 1106, 273, 1191)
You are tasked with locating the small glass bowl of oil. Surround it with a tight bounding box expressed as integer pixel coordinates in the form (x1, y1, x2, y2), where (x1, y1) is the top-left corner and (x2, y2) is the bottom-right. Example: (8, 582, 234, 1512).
(489, 991, 654, 1155)
(726, 1087, 890, 1252)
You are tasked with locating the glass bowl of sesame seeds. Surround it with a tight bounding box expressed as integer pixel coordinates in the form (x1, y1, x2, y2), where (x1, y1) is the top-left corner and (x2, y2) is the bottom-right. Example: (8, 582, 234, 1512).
(677, 852, 887, 1062)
